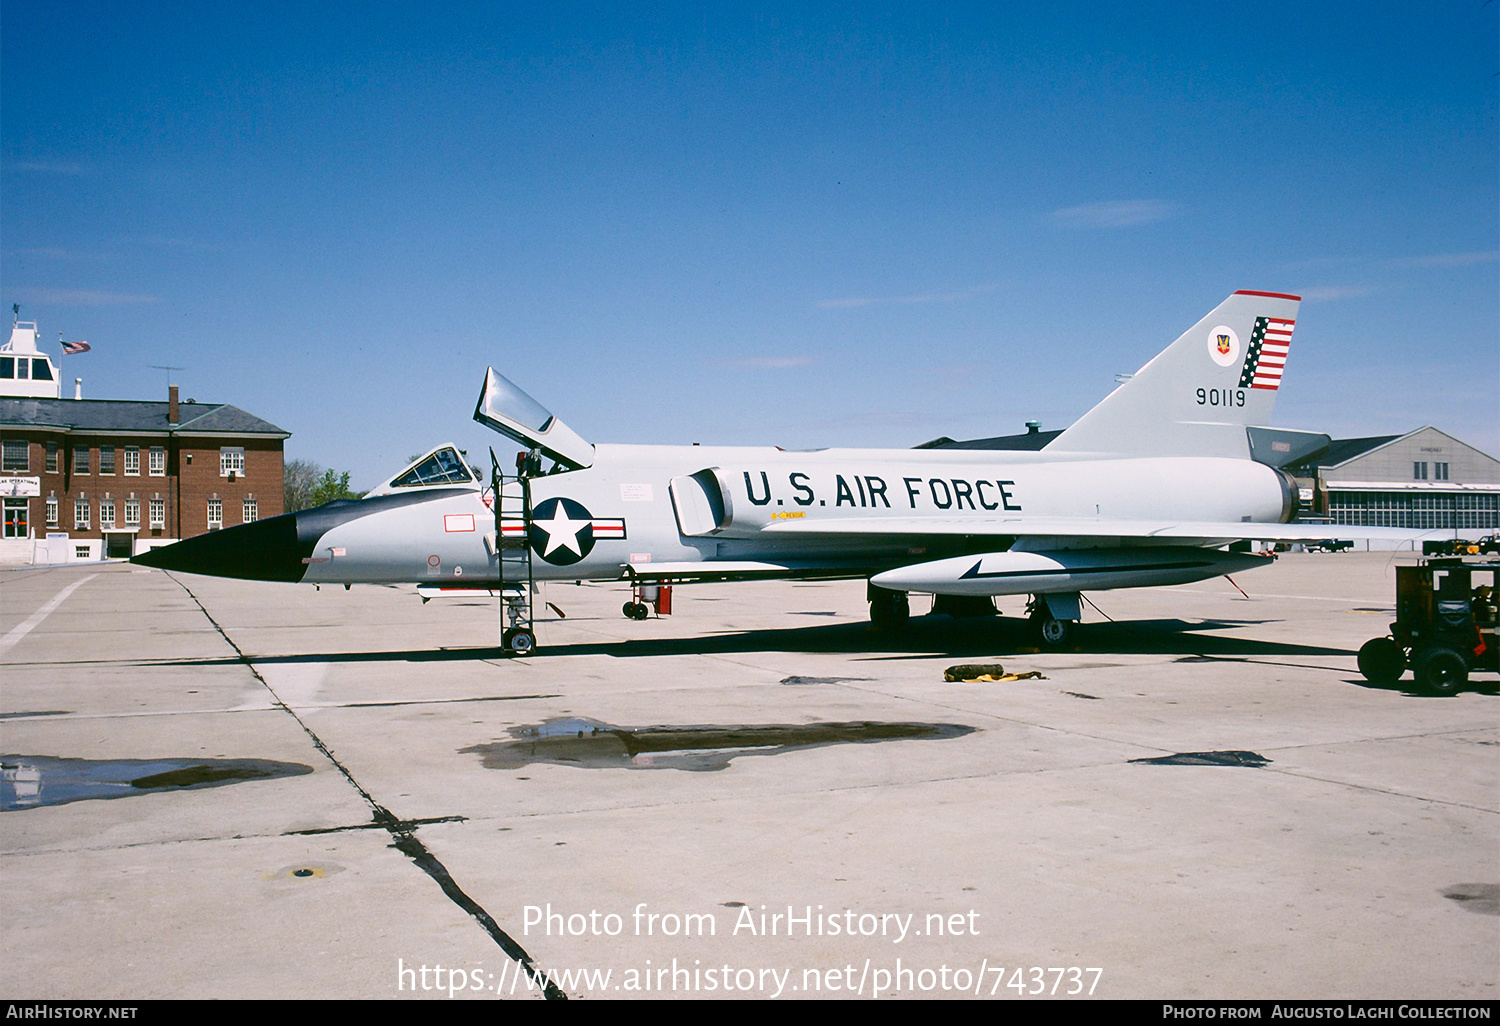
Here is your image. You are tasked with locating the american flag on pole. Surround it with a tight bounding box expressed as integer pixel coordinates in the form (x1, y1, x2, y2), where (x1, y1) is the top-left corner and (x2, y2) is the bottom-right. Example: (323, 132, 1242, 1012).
(61, 340, 91, 355)
(1237, 316, 1294, 390)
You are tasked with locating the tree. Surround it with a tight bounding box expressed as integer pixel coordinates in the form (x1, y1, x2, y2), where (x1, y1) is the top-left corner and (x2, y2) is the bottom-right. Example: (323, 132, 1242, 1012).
(284, 460, 362, 511)
(283, 459, 321, 512)
(309, 468, 361, 506)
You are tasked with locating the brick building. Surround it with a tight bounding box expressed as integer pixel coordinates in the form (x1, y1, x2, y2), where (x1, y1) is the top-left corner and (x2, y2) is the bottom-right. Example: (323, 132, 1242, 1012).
(1, 320, 289, 563)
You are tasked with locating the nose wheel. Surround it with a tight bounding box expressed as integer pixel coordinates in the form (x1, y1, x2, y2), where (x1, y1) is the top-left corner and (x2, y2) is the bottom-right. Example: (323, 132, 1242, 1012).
(502, 627, 536, 656)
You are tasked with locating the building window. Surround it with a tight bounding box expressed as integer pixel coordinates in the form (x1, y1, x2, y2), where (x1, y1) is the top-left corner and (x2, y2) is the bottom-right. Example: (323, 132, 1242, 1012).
(3, 499, 28, 538)
(99, 446, 116, 474)
(46, 440, 59, 473)
(149, 498, 165, 529)
(74, 498, 90, 529)
(148, 447, 165, 476)
(1434, 462, 1450, 481)
(1328, 490, 1500, 530)
(124, 447, 140, 475)
(45, 496, 58, 526)
(243, 498, 258, 523)
(99, 498, 115, 529)
(220, 447, 245, 477)
(73, 447, 90, 475)
(2, 439, 28, 472)
(74, 545, 89, 560)
(207, 498, 222, 531)
(1413, 462, 1428, 481)
(124, 499, 140, 526)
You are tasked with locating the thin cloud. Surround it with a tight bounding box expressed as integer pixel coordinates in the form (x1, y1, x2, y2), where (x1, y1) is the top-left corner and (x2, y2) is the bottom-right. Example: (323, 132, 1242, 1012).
(144, 235, 221, 252)
(1300, 285, 1374, 302)
(817, 282, 1000, 310)
(10, 247, 117, 260)
(1050, 200, 1175, 229)
(13, 287, 161, 306)
(1279, 255, 1364, 271)
(1388, 251, 1498, 268)
(729, 356, 815, 369)
(6, 160, 87, 175)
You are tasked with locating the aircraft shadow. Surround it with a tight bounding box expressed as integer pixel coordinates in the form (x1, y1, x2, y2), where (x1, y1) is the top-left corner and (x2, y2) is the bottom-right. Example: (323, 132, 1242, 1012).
(532, 615, 1352, 661)
(139, 614, 1353, 668)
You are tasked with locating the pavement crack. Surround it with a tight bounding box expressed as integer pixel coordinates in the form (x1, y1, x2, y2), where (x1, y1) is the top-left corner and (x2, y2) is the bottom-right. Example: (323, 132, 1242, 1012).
(167, 572, 566, 1001)
(286, 815, 467, 836)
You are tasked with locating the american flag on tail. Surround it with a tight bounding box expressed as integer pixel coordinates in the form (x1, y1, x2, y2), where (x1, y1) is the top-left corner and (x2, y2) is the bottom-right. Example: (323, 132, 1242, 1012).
(1238, 316, 1294, 390)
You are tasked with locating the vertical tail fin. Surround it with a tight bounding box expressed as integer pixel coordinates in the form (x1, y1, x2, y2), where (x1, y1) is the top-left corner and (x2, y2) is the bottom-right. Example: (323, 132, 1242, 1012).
(1047, 290, 1301, 458)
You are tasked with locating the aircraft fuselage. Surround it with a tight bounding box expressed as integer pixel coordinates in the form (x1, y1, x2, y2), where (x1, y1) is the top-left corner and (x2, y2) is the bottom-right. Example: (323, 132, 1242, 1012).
(290, 445, 1291, 587)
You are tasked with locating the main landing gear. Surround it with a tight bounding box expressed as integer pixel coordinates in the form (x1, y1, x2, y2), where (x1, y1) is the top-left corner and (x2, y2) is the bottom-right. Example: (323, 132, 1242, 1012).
(868, 584, 910, 630)
(866, 585, 1082, 647)
(1026, 593, 1081, 648)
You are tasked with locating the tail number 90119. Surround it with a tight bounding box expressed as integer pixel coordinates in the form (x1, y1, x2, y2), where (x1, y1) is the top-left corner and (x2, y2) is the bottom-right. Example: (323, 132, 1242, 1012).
(1196, 387, 1246, 407)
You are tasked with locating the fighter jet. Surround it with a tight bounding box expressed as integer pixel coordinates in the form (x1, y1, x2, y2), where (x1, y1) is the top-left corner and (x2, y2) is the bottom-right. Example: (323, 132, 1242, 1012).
(134, 290, 1421, 654)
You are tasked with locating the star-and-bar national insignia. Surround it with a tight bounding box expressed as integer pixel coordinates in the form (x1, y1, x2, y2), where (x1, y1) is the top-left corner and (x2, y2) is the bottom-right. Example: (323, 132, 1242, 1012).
(1237, 316, 1294, 390)
(524, 497, 627, 565)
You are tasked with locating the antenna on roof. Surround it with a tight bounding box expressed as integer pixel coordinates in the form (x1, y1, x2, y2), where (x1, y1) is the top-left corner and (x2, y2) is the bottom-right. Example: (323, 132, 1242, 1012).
(150, 365, 186, 391)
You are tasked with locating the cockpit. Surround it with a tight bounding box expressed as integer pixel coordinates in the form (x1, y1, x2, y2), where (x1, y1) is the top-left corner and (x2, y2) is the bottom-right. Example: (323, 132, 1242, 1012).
(366, 445, 481, 496)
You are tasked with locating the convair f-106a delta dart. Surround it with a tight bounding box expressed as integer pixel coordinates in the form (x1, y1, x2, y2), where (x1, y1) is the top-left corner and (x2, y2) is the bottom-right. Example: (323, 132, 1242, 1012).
(134, 291, 1423, 654)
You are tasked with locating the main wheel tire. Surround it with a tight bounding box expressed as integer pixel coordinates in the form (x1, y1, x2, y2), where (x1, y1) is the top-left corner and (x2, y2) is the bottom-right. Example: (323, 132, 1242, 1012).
(1357, 636, 1406, 685)
(1031, 614, 1072, 648)
(1412, 646, 1468, 694)
(869, 589, 910, 630)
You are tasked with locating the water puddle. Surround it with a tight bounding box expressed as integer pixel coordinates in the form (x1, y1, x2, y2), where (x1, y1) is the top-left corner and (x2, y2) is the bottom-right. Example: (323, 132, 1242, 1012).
(779, 675, 873, 686)
(1, 755, 314, 810)
(462, 717, 974, 772)
(1129, 750, 1270, 767)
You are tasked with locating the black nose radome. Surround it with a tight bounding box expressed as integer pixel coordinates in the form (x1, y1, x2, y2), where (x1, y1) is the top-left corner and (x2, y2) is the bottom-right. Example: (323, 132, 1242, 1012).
(131, 513, 307, 583)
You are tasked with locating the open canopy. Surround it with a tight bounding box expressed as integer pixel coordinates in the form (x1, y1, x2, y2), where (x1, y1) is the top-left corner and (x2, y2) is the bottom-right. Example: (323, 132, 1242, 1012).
(473, 367, 594, 470)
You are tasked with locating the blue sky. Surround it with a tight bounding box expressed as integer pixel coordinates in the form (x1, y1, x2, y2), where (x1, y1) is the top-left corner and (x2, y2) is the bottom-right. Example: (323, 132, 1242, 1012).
(4, 2, 1496, 486)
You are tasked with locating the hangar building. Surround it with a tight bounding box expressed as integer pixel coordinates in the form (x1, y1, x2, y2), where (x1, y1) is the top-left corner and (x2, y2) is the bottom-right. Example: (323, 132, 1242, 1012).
(1284, 427, 1499, 531)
